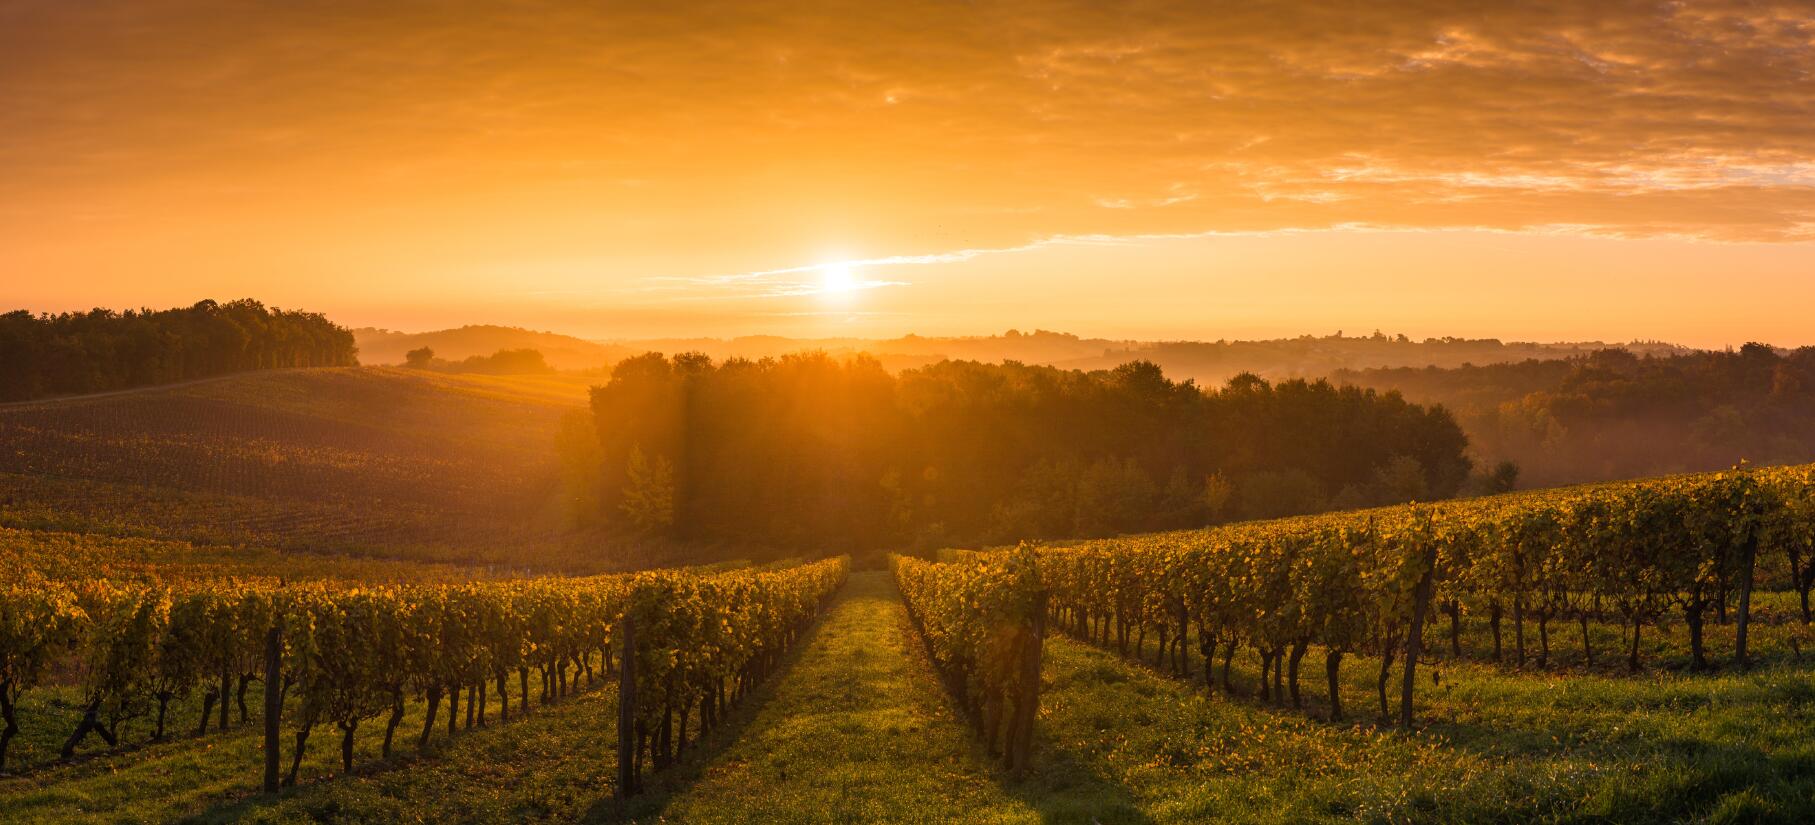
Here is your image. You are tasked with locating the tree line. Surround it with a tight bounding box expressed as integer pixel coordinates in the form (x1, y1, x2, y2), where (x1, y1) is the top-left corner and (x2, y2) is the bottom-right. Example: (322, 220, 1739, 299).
(1339, 344, 1815, 487)
(580, 352, 1475, 550)
(0, 299, 357, 402)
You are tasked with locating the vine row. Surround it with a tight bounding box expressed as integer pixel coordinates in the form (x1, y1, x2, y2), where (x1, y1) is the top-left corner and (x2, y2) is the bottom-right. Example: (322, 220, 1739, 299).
(0, 557, 848, 795)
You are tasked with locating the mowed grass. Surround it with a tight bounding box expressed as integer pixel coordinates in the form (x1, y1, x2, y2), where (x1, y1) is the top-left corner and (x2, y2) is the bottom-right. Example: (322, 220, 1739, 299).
(646, 573, 1815, 824)
(6, 570, 1811, 823)
(1034, 634, 1815, 824)
(640, 570, 1058, 824)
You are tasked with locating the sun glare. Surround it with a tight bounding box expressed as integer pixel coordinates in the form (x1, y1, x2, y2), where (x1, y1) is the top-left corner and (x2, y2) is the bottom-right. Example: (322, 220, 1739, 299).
(819, 262, 859, 295)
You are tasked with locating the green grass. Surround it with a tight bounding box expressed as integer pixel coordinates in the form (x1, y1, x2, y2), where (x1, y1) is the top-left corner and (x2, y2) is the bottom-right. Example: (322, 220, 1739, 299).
(643, 573, 1815, 824)
(211, 685, 622, 825)
(0, 671, 616, 823)
(6, 572, 1813, 824)
(636, 570, 1050, 824)
(1035, 635, 1815, 823)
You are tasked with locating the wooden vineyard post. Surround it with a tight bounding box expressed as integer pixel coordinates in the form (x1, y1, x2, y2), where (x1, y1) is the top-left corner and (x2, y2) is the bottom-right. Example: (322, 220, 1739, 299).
(1400, 546, 1437, 729)
(615, 613, 638, 798)
(1006, 590, 1047, 777)
(262, 619, 282, 794)
(1735, 526, 1758, 667)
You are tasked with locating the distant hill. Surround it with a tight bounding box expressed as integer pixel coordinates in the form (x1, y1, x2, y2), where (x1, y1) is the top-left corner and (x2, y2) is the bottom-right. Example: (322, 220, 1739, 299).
(1066, 335, 1692, 387)
(0, 367, 690, 572)
(354, 325, 627, 370)
(366, 324, 1695, 386)
(592, 330, 1693, 386)
(606, 330, 1110, 374)
(1337, 345, 1815, 487)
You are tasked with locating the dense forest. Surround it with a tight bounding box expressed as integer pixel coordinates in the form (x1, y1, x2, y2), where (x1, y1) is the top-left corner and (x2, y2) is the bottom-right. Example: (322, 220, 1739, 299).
(1339, 344, 1815, 486)
(0, 299, 357, 402)
(581, 353, 1474, 549)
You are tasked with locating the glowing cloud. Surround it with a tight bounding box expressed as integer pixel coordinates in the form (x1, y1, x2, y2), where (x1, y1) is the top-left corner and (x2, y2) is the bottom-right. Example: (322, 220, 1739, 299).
(2, 1, 1813, 342)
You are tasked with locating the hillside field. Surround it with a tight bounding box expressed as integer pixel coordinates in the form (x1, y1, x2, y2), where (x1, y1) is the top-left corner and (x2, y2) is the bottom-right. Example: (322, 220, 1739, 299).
(0, 367, 718, 573)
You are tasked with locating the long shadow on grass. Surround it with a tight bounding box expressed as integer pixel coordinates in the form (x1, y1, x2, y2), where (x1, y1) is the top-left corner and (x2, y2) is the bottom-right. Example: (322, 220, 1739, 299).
(1385, 658, 1815, 763)
(1061, 622, 1814, 752)
(1001, 743, 1158, 825)
(1057, 629, 1815, 823)
(190, 677, 620, 823)
(896, 594, 1157, 825)
(0, 682, 277, 783)
(582, 583, 850, 824)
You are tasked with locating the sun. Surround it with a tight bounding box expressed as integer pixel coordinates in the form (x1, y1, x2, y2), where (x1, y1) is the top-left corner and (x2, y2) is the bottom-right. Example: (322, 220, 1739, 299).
(819, 262, 859, 294)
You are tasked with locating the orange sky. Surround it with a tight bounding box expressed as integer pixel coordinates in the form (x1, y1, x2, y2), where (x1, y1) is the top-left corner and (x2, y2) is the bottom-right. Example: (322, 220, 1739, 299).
(3, 1, 1813, 348)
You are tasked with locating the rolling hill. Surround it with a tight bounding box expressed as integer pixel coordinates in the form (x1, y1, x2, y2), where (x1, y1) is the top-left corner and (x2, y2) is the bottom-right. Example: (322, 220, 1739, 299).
(352, 325, 628, 370)
(0, 366, 681, 572)
(360, 324, 1693, 388)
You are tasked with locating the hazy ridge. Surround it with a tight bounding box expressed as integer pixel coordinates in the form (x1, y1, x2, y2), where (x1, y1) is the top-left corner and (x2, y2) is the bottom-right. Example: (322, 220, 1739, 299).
(355, 325, 1693, 385)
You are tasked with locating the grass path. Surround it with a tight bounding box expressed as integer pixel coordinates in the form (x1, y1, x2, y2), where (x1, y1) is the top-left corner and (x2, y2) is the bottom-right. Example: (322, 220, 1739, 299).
(642, 570, 1052, 824)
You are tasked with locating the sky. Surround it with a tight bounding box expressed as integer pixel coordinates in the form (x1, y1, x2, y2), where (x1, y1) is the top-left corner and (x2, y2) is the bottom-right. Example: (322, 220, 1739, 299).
(3, 0, 1813, 348)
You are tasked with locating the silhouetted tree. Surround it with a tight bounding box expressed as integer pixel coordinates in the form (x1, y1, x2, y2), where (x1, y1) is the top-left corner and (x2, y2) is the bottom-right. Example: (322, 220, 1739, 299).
(1485, 461, 1520, 493)
(585, 353, 1473, 549)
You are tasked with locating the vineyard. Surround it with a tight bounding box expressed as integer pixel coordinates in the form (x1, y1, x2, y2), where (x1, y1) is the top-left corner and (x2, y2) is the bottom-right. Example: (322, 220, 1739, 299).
(0, 550, 846, 807)
(897, 463, 1814, 732)
(894, 548, 1046, 774)
(4, 368, 1815, 822)
(0, 527, 510, 586)
(871, 462, 1815, 822)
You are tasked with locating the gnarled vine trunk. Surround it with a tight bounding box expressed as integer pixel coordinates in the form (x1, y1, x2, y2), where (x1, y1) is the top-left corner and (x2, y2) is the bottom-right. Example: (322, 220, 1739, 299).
(1325, 651, 1344, 722)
